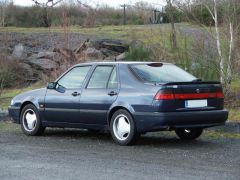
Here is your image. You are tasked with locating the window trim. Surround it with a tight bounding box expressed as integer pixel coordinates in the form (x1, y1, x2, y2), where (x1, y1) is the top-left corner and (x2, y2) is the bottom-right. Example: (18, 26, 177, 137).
(86, 65, 118, 89)
(107, 66, 118, 89)
(56, 65, 92, 90)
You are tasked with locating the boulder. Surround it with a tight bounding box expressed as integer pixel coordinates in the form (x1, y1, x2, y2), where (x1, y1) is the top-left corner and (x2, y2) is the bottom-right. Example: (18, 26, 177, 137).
(28, 51, 56, 60)
(74, 38, 90, 53)
(100, 48, 119, 57)
(116, 52, 126, 61)
(82, 48, 105, 60)
(12, 44, 27, 59)
(53, 48, 76, 62)
(91, 39, 129, 53)
(27, 58, 58, 71)
(18, 63, 34, 77)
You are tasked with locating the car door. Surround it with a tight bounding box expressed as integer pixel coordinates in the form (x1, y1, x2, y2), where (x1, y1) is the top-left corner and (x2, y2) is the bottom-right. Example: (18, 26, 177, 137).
(79, 65, 119, 125)
(44, 65, 92, 123)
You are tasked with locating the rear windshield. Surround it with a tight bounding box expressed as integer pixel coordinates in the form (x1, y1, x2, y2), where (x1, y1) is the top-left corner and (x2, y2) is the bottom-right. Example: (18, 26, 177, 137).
(130, 63, 196, 83)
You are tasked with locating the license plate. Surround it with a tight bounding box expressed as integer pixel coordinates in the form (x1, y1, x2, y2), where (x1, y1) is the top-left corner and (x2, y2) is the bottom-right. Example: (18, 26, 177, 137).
(185, 100, 207, 108)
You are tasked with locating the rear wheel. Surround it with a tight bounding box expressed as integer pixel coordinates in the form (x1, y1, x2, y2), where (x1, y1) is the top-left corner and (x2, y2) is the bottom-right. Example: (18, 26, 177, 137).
(20, 104, 45, 136)
(110, 109, 139, 146)
(175, 128, 203, 140)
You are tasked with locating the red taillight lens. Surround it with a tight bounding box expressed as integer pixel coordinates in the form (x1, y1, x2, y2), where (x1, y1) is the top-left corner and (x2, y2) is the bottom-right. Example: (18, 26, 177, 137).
(154, 90, 175, 100)
(155, 93, 175, 100)
(154, 90, 224, 100)
(216, 91, 224, 98)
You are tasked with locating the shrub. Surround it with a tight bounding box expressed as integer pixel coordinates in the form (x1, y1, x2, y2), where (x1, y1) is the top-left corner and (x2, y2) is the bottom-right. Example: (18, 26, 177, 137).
(0, 54, 26, 94)
(126, 46, 150, 61)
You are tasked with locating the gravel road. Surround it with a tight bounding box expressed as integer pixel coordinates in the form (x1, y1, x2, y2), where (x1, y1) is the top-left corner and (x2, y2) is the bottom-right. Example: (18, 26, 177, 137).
(0, 122, 239, 180)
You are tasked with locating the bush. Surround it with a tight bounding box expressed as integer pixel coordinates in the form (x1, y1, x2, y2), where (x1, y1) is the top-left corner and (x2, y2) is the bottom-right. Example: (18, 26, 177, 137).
(126, 46, 150, 61)
(0, 55, 26, 94)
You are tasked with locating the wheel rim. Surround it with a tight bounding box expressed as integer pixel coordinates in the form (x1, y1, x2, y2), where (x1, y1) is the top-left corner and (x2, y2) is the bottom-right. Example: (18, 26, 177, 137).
(113, 114, 131, 141)
(22, 109, 37, 132)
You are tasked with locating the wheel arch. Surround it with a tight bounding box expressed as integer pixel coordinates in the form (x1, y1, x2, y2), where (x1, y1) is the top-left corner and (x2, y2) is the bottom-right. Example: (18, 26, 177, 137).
(19, 101, 39, 118)
(107, 105, 135, 126)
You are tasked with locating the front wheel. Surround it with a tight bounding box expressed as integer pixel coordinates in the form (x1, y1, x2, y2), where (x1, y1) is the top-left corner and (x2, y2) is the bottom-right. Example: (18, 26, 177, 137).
(175, 128, 203, 140)
(110, 109, 139, 146)
(20, 104, 45, 136)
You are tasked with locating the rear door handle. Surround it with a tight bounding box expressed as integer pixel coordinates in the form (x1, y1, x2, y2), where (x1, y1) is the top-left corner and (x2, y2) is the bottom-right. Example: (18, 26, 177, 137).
(108, 91, 118, 96)
(72, 92, 81, 96)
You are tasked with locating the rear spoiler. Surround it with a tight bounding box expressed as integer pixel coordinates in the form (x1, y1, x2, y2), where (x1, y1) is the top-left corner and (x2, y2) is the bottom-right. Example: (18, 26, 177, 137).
(163, 81, 221, 85)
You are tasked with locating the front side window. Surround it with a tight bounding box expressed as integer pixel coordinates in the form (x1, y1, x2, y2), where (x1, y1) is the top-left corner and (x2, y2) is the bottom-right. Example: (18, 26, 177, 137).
(58, 66, 91, 89)
(131, 63, 196, 83)
(87, 66, 117, 89)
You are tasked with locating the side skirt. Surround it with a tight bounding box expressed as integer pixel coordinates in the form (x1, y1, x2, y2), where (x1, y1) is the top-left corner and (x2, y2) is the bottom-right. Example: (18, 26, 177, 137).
(42, 121, 109, 131)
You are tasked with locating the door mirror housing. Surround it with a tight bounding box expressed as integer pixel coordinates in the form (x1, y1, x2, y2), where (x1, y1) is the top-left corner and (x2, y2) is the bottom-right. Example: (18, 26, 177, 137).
(47, 82, 57, 89)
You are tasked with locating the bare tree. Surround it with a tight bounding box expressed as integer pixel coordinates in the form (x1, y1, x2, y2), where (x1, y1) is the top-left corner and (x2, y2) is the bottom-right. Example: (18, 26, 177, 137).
(177, 0, 239, 91)
(76, 0, 97, 27)
(200, 0, 237, 91)
(166, 0, 177, 49)
(32, 0, 63, 27)
(0, 0, 11, 27)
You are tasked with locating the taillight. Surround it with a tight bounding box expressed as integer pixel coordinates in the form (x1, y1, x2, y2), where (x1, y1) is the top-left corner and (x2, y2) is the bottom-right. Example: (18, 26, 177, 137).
(154, 90, 175, 100)
(154, 90, 224, 100)
(216, 91, 224, 98)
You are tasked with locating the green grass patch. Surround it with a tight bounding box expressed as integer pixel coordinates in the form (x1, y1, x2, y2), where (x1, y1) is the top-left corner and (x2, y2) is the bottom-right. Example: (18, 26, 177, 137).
(204, 129, 240, 139)
(0, 82, 45, 110)
(228, 109, 240, 122)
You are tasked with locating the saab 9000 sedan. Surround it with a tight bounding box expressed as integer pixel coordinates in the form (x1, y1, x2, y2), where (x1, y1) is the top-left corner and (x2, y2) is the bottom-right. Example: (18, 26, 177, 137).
(8, 62, 228, 145)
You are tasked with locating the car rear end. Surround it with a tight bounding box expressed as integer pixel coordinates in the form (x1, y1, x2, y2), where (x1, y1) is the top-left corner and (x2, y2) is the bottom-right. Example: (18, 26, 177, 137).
(129, 63, 228, 133)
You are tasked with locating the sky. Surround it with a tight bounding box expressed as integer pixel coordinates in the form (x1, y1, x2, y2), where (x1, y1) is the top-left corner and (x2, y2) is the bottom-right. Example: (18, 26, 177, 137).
(14, 0, 166, 8)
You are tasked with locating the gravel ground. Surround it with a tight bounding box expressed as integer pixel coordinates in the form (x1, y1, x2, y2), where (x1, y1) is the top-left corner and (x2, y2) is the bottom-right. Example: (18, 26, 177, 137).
(0, 122, 239, 180)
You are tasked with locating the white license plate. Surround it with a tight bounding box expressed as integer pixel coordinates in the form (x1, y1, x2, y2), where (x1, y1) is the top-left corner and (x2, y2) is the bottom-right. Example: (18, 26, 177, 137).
(185, 100, 208, 108)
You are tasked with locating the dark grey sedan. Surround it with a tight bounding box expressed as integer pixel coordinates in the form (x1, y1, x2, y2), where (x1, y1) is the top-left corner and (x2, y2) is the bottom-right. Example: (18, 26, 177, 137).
(8, 62, 228, 145)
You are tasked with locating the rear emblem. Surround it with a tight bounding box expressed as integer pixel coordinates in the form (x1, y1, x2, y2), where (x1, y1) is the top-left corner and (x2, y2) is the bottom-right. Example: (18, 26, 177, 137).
(196, 89, 200, 93)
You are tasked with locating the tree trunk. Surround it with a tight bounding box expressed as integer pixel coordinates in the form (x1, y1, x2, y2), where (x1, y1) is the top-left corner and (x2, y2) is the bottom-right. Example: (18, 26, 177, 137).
(227, 22, 233, 85)
(171, 21, 177, 49)
(167, 0, 177, 49)
(213, 0, 224, 84)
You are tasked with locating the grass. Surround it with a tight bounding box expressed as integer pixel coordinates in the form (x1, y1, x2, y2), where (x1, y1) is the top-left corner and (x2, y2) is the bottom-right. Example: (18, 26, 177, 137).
(0, 24, 194, 51)
(226, 78, 240, 122)
(0, 82, 45, 110)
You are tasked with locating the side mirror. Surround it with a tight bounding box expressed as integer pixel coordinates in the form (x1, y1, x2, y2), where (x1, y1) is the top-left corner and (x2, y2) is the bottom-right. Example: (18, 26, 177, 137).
(47, 82, 57, 89)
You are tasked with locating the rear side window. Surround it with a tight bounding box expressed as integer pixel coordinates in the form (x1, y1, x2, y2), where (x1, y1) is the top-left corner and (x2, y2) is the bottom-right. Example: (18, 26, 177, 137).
(58, 66, 91, 89)
(108, 67, 118, 89)
(87, 66, 116, 89)
(131, 64, 196, 83)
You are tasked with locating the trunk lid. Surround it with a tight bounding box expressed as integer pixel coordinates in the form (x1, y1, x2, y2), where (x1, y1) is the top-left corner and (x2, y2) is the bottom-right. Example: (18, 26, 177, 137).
(153, 81, 224, 112)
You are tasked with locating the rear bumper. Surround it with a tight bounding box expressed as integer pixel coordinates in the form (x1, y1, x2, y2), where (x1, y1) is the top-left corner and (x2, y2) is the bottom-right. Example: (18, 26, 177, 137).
(133, 109, 228, 133)
(8, 106, 20, 124)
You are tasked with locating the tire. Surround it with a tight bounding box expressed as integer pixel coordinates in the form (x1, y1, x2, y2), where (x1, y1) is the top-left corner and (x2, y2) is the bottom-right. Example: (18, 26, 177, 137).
(175, 128, 203, 140)
(110, 109, 139, 146)
(20, 104, 45, 136)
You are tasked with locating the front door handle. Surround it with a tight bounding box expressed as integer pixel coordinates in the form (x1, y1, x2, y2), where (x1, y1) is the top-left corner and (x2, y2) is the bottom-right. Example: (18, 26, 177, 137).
(72, 92, 80, 96)
(108, 91, 118, 96)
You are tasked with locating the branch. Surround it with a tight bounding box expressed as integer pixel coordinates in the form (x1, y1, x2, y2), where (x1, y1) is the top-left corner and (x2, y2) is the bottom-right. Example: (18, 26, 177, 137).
(76, 0, 93, 9)
(203, 3, 215, 21)
(32, 0, 63, 7)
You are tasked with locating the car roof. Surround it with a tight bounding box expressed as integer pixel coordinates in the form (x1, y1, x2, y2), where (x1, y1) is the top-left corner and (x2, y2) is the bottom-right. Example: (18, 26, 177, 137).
(74, 61, 172, 66)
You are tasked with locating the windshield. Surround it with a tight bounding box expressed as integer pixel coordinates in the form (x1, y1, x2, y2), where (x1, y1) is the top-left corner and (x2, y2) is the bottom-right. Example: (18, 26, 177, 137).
(130, 63, 196, 83)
